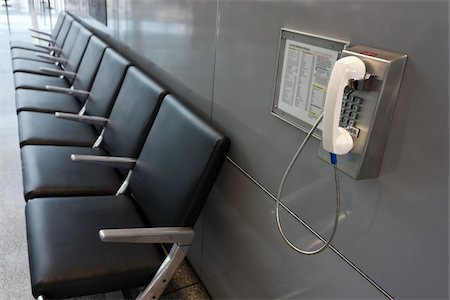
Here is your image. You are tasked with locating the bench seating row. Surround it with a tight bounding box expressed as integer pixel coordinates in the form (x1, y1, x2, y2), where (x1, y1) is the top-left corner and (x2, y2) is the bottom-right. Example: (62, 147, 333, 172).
(10, 12, 230, 300)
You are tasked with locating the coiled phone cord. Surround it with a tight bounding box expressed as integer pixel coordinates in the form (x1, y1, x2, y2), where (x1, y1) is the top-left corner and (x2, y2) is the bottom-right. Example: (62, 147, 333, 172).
(275, 112, 341, 255)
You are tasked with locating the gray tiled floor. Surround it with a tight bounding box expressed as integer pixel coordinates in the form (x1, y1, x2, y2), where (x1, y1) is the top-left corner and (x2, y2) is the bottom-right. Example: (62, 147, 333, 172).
(0, 2, 32, 300)
(0, 1, 209, 299)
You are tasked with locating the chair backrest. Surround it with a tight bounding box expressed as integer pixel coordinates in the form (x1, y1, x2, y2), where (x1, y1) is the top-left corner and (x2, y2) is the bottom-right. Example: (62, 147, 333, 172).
(102, 67, 166, 158)
(84, 49, 130, 118)
(71, 36, 107, 96)
(59, 21, 81, 59)
(129, 95, 230, 227)
(64, 27, 92, 74)
(50, 12, 66, 39)
(54, 15, 73, 48)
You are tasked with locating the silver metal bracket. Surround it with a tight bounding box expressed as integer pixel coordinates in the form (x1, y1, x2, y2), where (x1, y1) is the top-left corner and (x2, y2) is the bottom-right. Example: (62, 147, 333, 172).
(99, 227, 194, 300)
(116, 170, 132, 195)
(137, 244, 189, 300)
(93, 128, 105, 148)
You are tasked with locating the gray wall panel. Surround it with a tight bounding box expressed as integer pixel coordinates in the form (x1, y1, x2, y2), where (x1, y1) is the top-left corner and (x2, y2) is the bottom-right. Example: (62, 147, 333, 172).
(105, 0, 120, 39)
(65, 0, 449, 298)
(65, 0, 88, 14)
(212, 1, 448, 298)
(201, 161, 386, 299)
(114, 0, 217, 117)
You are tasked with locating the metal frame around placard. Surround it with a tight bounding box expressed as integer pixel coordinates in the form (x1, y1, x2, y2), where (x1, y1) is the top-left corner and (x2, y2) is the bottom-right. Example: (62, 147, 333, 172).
(271, 28, 349, 140)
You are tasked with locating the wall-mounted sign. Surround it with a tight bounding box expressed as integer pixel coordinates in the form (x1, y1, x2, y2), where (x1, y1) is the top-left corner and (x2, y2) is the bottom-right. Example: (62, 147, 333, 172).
(272, 29, 348, 136)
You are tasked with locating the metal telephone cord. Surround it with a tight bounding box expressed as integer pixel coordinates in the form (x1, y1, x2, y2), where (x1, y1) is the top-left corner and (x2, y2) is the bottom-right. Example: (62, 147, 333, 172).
(275, 112, 341, 255)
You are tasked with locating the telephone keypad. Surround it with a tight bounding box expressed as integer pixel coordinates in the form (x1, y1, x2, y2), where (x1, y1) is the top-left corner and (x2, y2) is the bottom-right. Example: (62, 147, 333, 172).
(351, 104, 360, 112)
(339, 91, 362, 138)
(353, 97, 363, 104)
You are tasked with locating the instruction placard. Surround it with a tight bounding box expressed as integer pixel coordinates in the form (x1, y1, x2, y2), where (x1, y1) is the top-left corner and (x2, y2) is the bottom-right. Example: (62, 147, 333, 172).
(272, 29, 347, 133)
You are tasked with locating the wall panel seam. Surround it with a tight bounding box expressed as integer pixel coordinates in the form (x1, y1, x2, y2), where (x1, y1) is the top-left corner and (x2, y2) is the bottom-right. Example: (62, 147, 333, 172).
(226, 156, 394, 299)
(209, 0, 221, 123)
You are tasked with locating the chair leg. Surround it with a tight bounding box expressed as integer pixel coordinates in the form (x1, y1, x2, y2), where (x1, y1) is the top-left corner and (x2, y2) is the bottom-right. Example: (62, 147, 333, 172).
(137, 244, 190, 300)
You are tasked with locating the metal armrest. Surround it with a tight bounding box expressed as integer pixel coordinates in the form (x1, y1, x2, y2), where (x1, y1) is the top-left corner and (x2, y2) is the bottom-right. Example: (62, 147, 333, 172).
(35, 53, 68, 64)
(45, 85, 90, 97)
(40, 67, 76, 79)
(71, 154, 137, 169)
(100, 227, 195, 299)
(55, 112, 108, 126)
(36, 45, 62, 53)
(31, 35, 54, 44)
(29, 28, 52, 36)
(99, 227, 195, 246)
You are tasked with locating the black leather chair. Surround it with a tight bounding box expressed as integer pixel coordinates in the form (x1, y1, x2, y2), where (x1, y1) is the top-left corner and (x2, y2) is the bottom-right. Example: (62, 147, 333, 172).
(11, 16, 76, 61)
(15, 36, 108, 113)
(14, 30, 100, 92)
(18, 48, 130, 148)
(20, 67, 165, 200)
(9, 12, 67, 54)
(11, 20, 81, 74)
(25, 95, 230, 299)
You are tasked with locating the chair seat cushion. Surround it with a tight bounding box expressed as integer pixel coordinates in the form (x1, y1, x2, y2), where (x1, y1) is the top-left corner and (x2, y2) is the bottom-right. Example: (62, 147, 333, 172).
(11, 48, 51, 61)
(18, 111, 99, 147)
(10, 40, 49, 53)
(26, 195, 164, 298)
(12, 59, 60, 74)
(21, 145, 124, 200)
(14, 72, 69, 91)
(16, 89, 81, 114)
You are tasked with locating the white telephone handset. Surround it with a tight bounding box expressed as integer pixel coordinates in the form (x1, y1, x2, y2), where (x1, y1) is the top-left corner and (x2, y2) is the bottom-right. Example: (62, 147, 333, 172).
(322, 56, 366, 155)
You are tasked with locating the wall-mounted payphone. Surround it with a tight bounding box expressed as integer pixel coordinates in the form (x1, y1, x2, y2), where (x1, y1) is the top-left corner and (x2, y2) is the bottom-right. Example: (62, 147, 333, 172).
(318, 45, 407, 179)
(272, 29, 407, 179)
(273, 29, 407, 255)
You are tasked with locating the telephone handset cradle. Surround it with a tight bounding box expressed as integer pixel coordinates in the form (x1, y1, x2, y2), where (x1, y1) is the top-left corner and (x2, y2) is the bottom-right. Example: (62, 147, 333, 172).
(319, 45, 407, 179)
